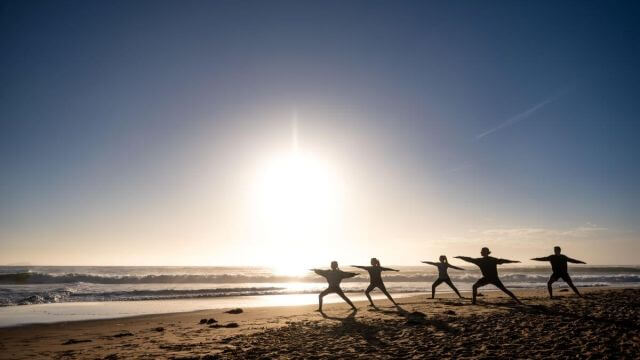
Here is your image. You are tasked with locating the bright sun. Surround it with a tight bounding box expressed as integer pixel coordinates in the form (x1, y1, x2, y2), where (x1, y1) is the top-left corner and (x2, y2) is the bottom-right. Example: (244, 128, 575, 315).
(251, 150, 344, 276)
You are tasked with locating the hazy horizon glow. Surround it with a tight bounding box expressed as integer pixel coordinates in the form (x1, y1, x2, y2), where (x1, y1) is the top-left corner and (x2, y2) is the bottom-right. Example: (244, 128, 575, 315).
(1, 1, 639, 267)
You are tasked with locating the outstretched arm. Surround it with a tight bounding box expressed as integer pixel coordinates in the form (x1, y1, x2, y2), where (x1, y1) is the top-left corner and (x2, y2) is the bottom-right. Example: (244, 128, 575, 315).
(341, 271, 358, 279)
(531, 256, 551, 261)
(566, 257, 586, 264)
(312, 269, 328, 277)
(454, 256, 477, 264)
(380, 266, 399, 272)
(496, 258, 520, 264)
(421, 261, 438, 266)
(447, 264, 465, 271)
(350, 265, 369, 270)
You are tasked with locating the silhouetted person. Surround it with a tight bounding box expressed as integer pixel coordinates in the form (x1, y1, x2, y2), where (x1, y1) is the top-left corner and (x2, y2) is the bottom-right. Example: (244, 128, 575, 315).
(312, 261, 357, 312)
(455, 247, 522, 305)
(422, 255, 464, 299)
(351, 258, 399, 307)
(531, 246, 586, 298)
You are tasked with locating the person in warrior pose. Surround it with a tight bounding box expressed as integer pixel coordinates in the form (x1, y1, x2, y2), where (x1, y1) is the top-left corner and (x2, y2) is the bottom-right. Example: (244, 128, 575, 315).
(455, 247, 522, 305)
(531, 246, 586, 298)
(351, 258, 400, 307)
(312, 261, 358, 312)
(422, 255, 464, 299)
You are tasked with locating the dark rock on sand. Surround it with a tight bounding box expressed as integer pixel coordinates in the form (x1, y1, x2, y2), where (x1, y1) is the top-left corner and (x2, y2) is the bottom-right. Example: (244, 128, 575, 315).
(207, 318, 217, 324)
(210, 322, 240, 329)
(225, 308, 243, 314)
(406, 311, 427, 325)
(62, 339, 92, 345)
(199, 318, 208, 324)
(112, 331, 134, 338)
(444, 310, 456, 315)
(154, 327, 165, 332)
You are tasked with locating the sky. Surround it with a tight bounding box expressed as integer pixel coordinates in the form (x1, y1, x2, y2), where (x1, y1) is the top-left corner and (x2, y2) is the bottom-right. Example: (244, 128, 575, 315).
(1, 0, 639, 267)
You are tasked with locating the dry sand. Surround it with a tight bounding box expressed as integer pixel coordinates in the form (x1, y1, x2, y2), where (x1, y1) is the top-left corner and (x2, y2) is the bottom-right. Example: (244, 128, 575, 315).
(0, 287, 638, 359)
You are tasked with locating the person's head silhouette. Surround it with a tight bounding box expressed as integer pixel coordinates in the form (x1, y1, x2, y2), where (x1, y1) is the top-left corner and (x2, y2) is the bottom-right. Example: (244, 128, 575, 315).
(370, 258, 380, 266)
(480, 247, 491, 257)
(439, 255, 447, 263)
(554, 246, 561, 255)
(330, 261, 338, 270)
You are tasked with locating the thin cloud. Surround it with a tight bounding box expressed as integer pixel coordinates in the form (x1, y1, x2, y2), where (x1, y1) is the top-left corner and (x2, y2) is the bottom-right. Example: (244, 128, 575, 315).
(471, 224, 608, 239)
(476, 93, 563, 140)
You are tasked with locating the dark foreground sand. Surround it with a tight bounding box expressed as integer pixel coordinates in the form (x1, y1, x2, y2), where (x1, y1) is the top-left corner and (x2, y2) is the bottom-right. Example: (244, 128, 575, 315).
(1, 288, 638, 359)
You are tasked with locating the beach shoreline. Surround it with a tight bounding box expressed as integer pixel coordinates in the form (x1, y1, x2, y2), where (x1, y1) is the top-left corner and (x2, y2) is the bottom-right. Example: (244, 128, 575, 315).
(0, 291, 426, 328)
(1, 287, 638, 359)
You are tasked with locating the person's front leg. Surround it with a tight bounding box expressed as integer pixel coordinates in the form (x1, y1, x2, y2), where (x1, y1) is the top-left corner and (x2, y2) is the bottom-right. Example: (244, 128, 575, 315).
(365, 291, 374, 306)
(547, 279, 554, 299)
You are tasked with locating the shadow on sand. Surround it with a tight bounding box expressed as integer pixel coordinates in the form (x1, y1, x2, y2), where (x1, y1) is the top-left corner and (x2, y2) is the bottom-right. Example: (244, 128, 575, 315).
(319, 308, 358, 322)
(319, 304, 459, 341)
(366, 304, 408, 315)
(319, 309, 387, 346)
(383, 303, 459, 334)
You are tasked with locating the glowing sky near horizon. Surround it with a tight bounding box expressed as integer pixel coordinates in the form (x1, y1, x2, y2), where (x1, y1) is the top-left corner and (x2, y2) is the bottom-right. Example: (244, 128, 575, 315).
(1, 1, 639, 266)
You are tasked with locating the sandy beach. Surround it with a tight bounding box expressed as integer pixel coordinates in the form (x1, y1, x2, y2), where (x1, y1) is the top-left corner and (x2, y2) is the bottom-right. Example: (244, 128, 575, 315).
(1, 287, 638, 359)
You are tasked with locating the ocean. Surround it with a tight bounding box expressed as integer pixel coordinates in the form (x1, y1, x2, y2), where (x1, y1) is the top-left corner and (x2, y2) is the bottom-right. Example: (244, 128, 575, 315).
(1, 265, 638, 327)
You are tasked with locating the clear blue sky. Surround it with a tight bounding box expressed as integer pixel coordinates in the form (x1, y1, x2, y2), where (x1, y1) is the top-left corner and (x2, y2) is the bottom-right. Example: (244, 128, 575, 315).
(1, 1, 639, 265)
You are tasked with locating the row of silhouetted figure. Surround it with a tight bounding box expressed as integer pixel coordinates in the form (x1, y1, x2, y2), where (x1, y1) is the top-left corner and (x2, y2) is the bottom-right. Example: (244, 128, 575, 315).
(311, 246, 586, 312)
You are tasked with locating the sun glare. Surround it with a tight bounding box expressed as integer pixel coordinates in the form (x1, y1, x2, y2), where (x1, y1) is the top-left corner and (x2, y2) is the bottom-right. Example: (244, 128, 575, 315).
(272, 264, 311, 277)
(251, 150, 344, 271)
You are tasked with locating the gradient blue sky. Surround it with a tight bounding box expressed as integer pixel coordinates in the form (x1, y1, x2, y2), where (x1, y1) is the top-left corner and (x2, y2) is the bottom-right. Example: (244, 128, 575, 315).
(1, 1, 639, 265)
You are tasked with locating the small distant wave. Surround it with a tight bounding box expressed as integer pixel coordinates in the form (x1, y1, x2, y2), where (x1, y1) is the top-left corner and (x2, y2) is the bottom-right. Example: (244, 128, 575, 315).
(0, 286, 288, 306)
(9, 291, 73, 306)
(72, 287, 287, 302)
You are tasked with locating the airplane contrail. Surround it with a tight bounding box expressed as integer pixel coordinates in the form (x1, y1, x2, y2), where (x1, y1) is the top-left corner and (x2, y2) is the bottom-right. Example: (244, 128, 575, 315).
(476, 93, 563, 139)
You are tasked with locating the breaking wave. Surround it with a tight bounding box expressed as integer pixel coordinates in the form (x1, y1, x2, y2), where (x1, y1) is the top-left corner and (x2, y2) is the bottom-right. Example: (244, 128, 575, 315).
(1, 271, 640, 285)
(0, 286, 288, 306)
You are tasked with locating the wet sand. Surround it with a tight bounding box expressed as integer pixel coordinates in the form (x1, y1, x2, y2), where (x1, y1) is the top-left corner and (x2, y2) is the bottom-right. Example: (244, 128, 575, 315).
(0, 287, 638, 359)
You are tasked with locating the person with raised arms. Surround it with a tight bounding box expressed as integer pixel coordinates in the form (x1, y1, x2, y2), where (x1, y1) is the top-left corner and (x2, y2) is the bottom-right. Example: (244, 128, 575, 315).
(531, 246, 586, 298)
(312, 261, 358, 312)
(351, 258, 399, 308)
(422, 255, 464, 299)
(455, 247, 522, 305)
